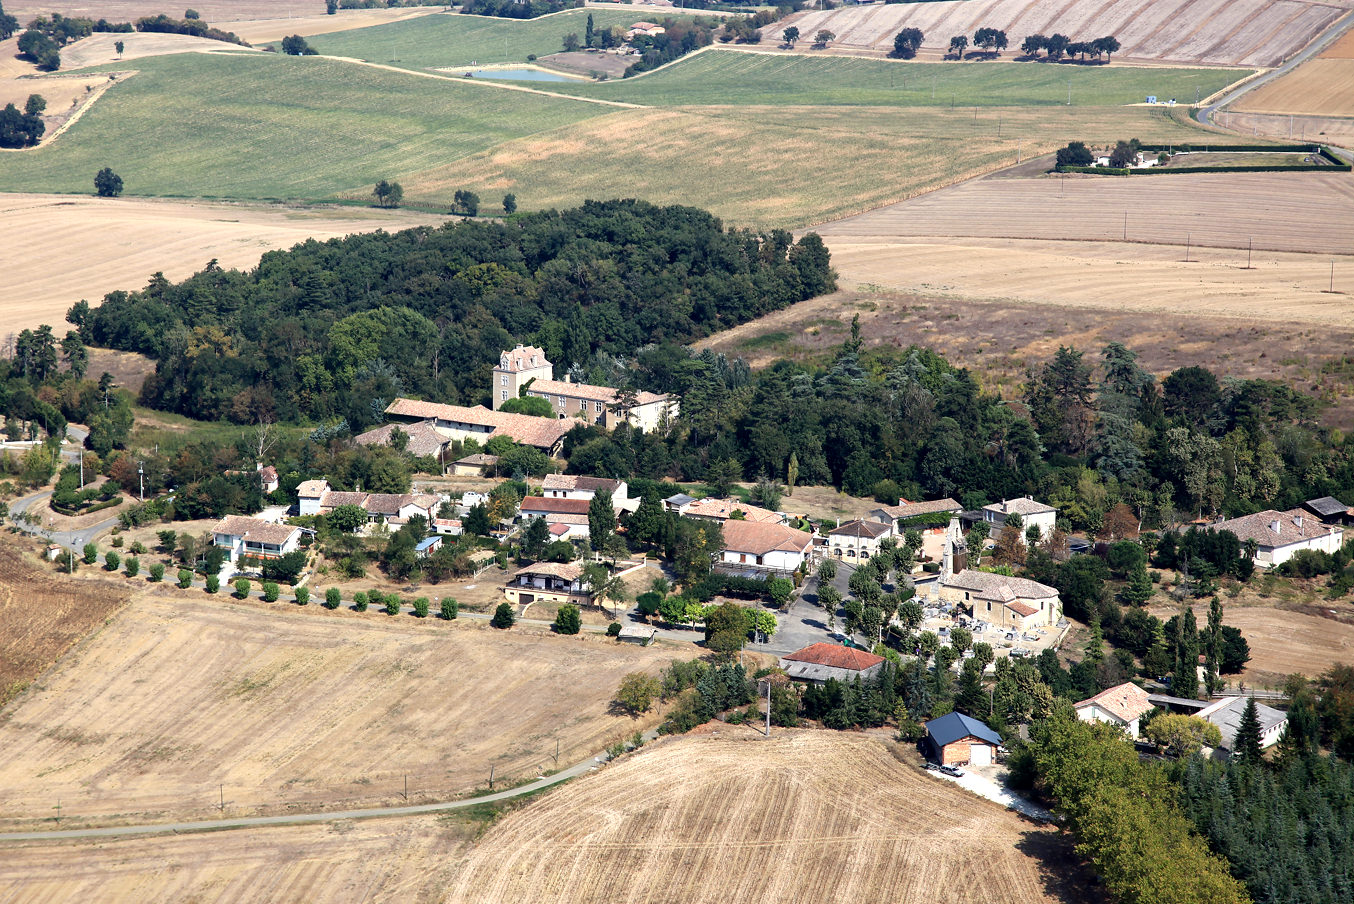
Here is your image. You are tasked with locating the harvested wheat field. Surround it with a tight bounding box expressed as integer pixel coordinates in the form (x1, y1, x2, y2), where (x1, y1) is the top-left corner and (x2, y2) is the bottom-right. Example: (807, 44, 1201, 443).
(0, 536, 130, 708)
(1234, 58, 1354, 117)
(0, 590, 679, 828)
(0, 194, 445, 337)
(777, 0, 1348, 66)
(1216, 109, 1354, 143)
(7, 1, 314, 21)
(447, 729, 1076, 904)
(0, 814, 465, 904)
(220, 7, 442, 45)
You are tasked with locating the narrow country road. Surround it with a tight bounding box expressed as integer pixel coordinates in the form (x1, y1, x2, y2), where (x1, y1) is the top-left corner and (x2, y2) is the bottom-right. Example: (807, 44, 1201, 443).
(1195, 9, 1354, 127)
(9, 490, 120, 553)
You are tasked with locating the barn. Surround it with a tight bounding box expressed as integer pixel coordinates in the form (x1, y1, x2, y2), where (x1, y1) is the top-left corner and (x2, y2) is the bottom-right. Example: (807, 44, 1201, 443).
(924, 711, 1003, 767)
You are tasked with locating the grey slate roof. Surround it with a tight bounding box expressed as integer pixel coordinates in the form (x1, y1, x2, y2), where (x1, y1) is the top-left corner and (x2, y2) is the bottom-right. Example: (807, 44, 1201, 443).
(1197, 697, 1287, 750)
(925, 711, 1002, 748)
(1305, 496, 1350, 517)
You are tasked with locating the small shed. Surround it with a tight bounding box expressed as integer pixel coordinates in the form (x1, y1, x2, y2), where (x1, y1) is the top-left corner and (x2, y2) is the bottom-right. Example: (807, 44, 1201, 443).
(452, 453, 500, 477)
(415, 535, 443, 558)
(618, 625, 657, 646)
(1303, 496, 1353, 525)
(925, 711, 1002, 767)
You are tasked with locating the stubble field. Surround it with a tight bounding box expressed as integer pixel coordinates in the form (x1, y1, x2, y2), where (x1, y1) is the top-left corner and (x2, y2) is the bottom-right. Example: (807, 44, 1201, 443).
(1234, 23, 1354, 117)
(0, 589, 679, 828)
(447, 729, 1079, 904)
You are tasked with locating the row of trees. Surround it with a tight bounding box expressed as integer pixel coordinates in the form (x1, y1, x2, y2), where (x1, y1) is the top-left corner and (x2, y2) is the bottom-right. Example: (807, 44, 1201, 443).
(946, 27, 1008, 59)
(1020, 33, 1120, 62)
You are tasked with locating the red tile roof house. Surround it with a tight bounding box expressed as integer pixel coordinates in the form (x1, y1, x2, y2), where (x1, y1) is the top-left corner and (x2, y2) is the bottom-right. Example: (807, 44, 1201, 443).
(779, 643, 885, 684)
(503, 562, 591, 611)
(721, 519, 814, 572)
(384, 398, 571, 454)
(1074, 682, 1155, 739)
(519, 496, 609, 541)
(826, 518, 894, 562)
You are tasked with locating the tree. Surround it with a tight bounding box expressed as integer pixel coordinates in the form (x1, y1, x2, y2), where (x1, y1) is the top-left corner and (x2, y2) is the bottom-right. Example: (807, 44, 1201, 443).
(948, 34, 967, 57)
(817, 557, 837, 585)
(384, 593, 401, 615)
(615, 672, 661, 715)
(24, 94, 45, 117)
(149, 562, 165, 582)
(326, 0, 338, 13)
(82, 543, 98, 564)
(1093, 35, 1120, 61)
(491, 601, 516, 628)
(705, 457, 741, 497)
(584, 561, 628, 613)
(891, 27, 923, 59)
(786, 451, 798, 496)
(178, 568, 194, 589)
(440, 596, 459, 620)
(1122, 562, 1154, 606)
(0, 2, 16, 40)
(372, 180, 403, 208)
(1232, 697, 1263, 765)
(1143, 713, 1222, 758)
(749, 473, 781, 511)
(554, 603, 581, 634)
(973, 27, 1007, 55)
(562, 32, 580, 52)
(94, 167, 122, 197)
(328, 503, 367, 533)
(114, 39, 123, 56)
(234, 578, 250, 598)
(325, 587, 341, 609)
(502, 193, 517, 215)
(262, 581, 280, 602)
(1055, 141, 1093, 167)
(280, 34, 316, 55)
(453, 189, 480, 217)
(588, 489, 616, 550)
(1108, 140, 1137, 168)
(813, 29, 835, 47)
(782, 25, 799, 46)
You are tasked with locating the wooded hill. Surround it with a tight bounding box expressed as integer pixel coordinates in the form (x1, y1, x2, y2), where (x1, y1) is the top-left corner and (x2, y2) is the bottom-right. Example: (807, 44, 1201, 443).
(80, 200, 834, 428)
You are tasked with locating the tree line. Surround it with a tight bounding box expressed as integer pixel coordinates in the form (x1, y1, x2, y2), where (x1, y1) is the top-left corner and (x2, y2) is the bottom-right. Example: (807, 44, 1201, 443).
(1021, 33, 1120, 62)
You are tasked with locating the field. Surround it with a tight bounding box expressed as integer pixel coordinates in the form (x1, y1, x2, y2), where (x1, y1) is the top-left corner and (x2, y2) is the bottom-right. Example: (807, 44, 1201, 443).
(1234, 29, 1354, 117)
(308, 8, 671, 71)
(0, 535, 131, 708)
(776, 0, 1351, 67)
(0, 589, 679, 827)
(447, 729, 1079, 904)
(0, 814, 467, 904)
(551, 49, 1248, 107)
(0, 193, 445, 337)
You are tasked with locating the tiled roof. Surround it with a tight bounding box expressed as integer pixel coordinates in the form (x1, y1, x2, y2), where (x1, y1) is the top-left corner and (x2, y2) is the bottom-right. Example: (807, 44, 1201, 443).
(1211, 508, 1341, 548)
(528, 379, 671, 407)
(211, 515, 300, 546)
(497, 345, 550, 373)
(259, 465, 278, 482)
(548, 522, 572, 536)
(324, 491, 370, 508)
(783, 642, 884, 671)
(383, 399, 570, 450)
(874, 498, 962, 520)
(456, 453, 500, 466)
(1006, 600, 1038, 618)
(943, 569, 1058, 602)
(984, 497, 1057, 517)
(353, 420, 448, 458)
(296, 479, 329, 498)
(1305, 496, 1350, 517)
(1075, 682, 1153, 724)
(829, 519, 893, 540)
(513, 561, 582, 581)
(722, 519, 813, 557)
(521, 496, 593, 516)
(541, 474, 623, 494)
(683, 498, 783, 524)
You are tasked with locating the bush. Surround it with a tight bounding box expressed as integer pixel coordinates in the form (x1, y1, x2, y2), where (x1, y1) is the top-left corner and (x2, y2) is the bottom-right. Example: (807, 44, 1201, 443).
(149, 562, 165, 582)
(177, 568, 193, 588)
(354, 591, 369, 612)
(294, 586, 310, 606)
(111, 535, 124, 548)
(261, 550, 308, 585)
(83, 543, 97, 564)
(234, 578, 250, 599)
(94, 166, 123, 197)
(262, 581, 279, 602)
(607, 622, 622, 637)
(104, 551, 121, 571)
(130, 541, 147, 555)
(491, 602, 515, 629)
(413, 596, 429, 618)
(384, 594, 401, 616)
(615, 672, 661, 715)
(206, 574, 219, 593)
(324, 587, 341, 609)
(553, 603, 581, 634)
(440, 597, 459, 620)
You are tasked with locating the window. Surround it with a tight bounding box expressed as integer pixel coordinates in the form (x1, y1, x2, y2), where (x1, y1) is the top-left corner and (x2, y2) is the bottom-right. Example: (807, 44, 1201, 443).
(986, 601, 991, 612)
(501, 374, 507, 386)
(595, 400, 603, 413)
(500, 390, 508, 401)
(558, 396, 566, 408)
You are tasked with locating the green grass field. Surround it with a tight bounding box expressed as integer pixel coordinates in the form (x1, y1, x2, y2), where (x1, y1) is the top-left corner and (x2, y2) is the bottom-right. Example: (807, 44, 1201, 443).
(308, 8, 669, 69)
(0, 52, 600, 200)
(548, 49, 1250, 107)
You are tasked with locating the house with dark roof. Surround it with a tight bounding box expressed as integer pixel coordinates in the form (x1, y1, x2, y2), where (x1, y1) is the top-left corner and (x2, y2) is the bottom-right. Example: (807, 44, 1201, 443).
(520, 496, 607, 541)
(924, 711, 1003, 766)
(1196, 696, 1288, 755)
(1304, 496, 1354, 525)
(1208, 508, 1343, 567)
(1074, 682, 1154, 739)
(721, 519, 814, 573)
(779, 643, 885, 684)
(827, 519, 894, 562)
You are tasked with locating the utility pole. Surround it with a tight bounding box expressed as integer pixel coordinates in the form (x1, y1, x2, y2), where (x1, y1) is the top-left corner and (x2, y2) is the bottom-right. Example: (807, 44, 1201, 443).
(138, 460, 144, 503)
(489, 764, 495, 790)
(1246, 236, 1253, 269)
(79, 444, 84, 489)
(1123, 211, 1127, 241)
(1185, 233, 1191, 263)
(219, 784, 224, 812)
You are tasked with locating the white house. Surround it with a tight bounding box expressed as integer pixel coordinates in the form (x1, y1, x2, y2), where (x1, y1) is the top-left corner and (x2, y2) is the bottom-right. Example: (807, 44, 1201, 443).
(502, 562, 591, 608)
(827, 519, 893, 562)
(983, 496, 1058, 540)
(211, 515, 303, 564)
(665, 495, 784, 525)
(384, 397, 572, 454)
(294, 479, 439, 526)
(720, 519, 814, 573)
(1074, 682, 1155, 739)
(540, 474, 637, 513)
(1208, 509, 1343, 567)
(868, 497, 961, 562)
(1196, 696, 1289, 754)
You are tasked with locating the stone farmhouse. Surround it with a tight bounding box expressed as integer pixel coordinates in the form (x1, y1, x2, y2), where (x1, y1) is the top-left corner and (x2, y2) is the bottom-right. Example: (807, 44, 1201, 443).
(869, 497, 962, 562)
(937, 567, 1062, 631)
(492, 344, 678, 432)
(384, 399, 572, 455)
(826, 518, 893, 562)
(1208, 508, 1344, 567)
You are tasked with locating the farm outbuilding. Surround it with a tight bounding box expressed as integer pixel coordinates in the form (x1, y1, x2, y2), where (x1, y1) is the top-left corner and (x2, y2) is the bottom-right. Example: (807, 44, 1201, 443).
(924, 711, 1002, 767)
(779, 643, 884, 684)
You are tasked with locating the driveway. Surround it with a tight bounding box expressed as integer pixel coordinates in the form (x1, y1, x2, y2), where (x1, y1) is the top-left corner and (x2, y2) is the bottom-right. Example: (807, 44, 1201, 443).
(930, 767, 1054, 823)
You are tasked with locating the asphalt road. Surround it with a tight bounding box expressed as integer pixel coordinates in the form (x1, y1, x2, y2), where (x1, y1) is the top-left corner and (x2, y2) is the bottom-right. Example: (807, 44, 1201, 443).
(10, 490, 120, 554)
(1195, 9, 1354, 127)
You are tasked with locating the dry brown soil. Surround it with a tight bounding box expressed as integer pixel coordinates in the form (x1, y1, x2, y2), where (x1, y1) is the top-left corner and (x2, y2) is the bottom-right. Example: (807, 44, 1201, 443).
(1234, 24, 1354, 117)
(1, 194, 446, 337)
(0, 814, 467, 903)
(447, 728, 1083, 904)
(0, 587, 680, 828)
(0, 534, 131, 708)
(7, 1, 332, 22)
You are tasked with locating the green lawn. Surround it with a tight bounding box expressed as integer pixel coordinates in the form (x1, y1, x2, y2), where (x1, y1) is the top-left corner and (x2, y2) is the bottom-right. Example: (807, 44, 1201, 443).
(0, 52, 603, 200)
(547, 49, 1250, 108)
(307, 8, 669, 69)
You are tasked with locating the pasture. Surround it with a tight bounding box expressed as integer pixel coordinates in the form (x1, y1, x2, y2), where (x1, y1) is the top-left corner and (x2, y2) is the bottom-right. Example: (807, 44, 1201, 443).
(0, 590, 679, 827)
(776, 0, 1347, 67)
(447, 729, 1076, 904)
(552, 48, 1248, 107)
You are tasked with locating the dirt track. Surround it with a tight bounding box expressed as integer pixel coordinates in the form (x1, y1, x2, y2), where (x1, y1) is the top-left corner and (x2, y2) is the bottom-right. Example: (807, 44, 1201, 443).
(0, 194, 445, 337)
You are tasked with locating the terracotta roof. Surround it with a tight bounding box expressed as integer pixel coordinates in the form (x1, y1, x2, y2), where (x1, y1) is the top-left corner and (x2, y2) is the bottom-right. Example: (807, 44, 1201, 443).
(521, 496, 592, 516)
(683, 498, 783, 524)
(323, 491, 368, 509)
(783, 642, 884, 671)
(1005, 600, 1038, 618)
(497, 345, 550, 373)
(721, 519, 813, 557)
(548, 522, 572, 536)
(546, 513, 589, 526)
(513, 561, 582, 581)
(541, 474, 623, 494)
(211, 516, 300, 546)
(829, 519, 893, 540)
(1074, 682, 1153, 724)
(944, 569, 1058, 602)
(383, 399, 570, 451)
(984, 497, 1057, 517)
(1211, 508, 1341, 548)
(874, 498, 961, 520)
(353, 420, 448, 458)
(456, 453, 500, 466)
(296, 479, 329, 498)
(259, 465, 278, 482)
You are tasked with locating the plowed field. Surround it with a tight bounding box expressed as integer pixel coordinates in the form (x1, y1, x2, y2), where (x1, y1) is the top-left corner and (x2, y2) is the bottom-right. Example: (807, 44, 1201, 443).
(0, 591, 678, 828)
(447, 730, 1078, 904)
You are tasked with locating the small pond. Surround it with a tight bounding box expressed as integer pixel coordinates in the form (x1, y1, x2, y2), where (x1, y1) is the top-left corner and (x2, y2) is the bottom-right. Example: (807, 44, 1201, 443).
(465, 68, 575, 83)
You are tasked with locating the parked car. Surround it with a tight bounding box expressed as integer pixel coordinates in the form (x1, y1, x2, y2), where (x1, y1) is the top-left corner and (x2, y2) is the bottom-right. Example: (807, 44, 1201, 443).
(939, 764, 964, 777)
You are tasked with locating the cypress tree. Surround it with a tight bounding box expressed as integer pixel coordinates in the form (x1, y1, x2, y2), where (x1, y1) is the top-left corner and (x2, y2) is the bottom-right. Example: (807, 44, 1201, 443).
(1234, 696, 1263, 766)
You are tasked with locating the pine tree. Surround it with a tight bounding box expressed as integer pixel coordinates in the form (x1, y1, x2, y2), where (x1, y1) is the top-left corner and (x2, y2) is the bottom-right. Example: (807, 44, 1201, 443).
(1122, 562, 1154, 606)
(1234, 697, 1263, 766)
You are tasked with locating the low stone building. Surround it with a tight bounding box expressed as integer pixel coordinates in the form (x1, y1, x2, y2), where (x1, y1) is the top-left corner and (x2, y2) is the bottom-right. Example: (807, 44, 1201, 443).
(938, 569, 1061, 630)
(924, 711, 1003, 767)
(779, 643, 885, 684)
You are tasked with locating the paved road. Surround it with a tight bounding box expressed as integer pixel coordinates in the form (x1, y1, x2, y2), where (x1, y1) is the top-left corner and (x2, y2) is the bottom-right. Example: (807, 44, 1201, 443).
(10, 490, 120, 554)
(0, 738, 631, 843)
(1196, 9, 1354, 127)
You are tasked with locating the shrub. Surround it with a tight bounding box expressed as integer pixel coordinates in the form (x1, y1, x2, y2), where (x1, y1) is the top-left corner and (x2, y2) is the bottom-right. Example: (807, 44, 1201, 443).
(553, 604, 581, 634)
(491, 602, 515, 629)
(413, 596, 429, 618)
(111, 536, 124, 548)
(440, 597, 459, 620)
(384, 594, 401, 616)
(104, 551, 121, 571)
(354, 591, 369, 612)
(607, 622, 622, 637)
(324, 587, 341, 609)
(149, 562, 165, 582)
(177, 568, 193, 588)
(294, 586, 310, 606)
(261, 581, 279, 601)
(206, 574, 220, 593)
(82, 543, 97, 564)
(615, 672, 661, 714)
(234, 578, 250, 599)
(130, 541, 147, 555)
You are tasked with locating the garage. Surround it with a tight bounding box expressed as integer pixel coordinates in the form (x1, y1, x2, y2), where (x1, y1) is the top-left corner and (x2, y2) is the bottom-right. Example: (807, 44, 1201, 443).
(924, 711, 1003, 767)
